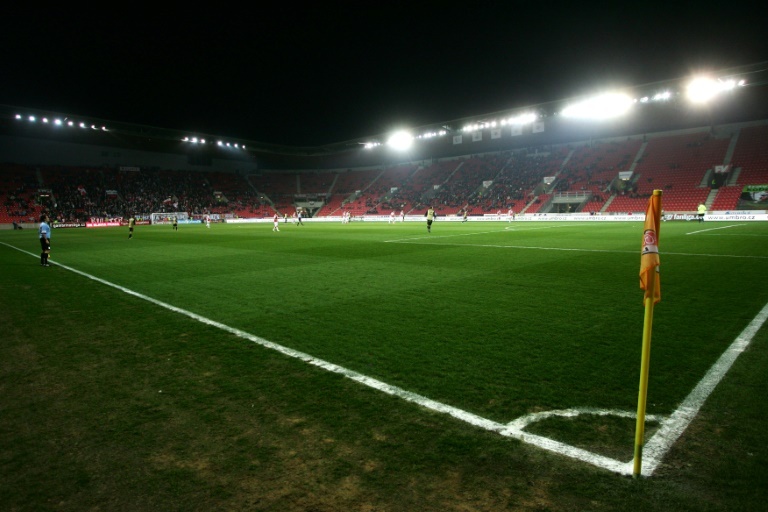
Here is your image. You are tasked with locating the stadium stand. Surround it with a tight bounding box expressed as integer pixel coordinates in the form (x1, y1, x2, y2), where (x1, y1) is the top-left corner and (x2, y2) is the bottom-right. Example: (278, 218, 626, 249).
(3, 119, 768, 225)
(731, 125, 768, 185)
(606, 131, 729, 213)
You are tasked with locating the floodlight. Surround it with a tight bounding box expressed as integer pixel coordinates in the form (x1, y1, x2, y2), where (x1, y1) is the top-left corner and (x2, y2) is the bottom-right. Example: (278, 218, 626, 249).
(42, 117, 49, 123)
(15, 114, 21, 120)
(561, 93, 633, 119)
(54, 119, 62, 126)
(687, 77, 720, 103)
(508, 112, 536, 125)
(28, 115, 36, 122)
(387, 130, 413, 151)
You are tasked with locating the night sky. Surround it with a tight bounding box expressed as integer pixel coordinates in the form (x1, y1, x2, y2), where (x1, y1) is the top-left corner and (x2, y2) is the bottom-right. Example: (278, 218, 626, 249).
(2, 4, 766, 146)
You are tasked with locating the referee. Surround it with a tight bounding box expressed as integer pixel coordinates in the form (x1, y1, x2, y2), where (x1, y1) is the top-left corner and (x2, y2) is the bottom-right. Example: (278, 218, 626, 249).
(38, 214, 51, 266)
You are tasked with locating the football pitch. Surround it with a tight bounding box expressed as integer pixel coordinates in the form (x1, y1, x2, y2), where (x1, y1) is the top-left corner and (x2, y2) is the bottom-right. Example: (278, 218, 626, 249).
(2, 219, 767, 510)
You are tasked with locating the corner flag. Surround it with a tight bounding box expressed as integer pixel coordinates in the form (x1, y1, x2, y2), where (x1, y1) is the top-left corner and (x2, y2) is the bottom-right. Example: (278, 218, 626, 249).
(640, 191, 662, 304)
(633, 189, 662, 477)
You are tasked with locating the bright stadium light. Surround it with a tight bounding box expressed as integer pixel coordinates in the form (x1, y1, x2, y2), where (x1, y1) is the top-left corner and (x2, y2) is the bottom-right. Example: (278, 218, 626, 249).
(561, 93, 633, 119)
(508, 112, 537, 125)
(387, 130, 413, 151)
(686, 75, 743, 104)
(687, 77, 720, 103)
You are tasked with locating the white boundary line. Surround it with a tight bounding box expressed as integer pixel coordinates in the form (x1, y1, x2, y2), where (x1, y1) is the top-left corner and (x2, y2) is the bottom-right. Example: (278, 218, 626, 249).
(685, 224, 745, 235)
(2, 241, 766, 477)
(637, 300, 768, 475)
(385, 239, 768, 259)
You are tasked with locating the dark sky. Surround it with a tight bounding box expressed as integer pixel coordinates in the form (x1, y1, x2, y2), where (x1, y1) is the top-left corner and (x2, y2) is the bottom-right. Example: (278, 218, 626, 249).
(2, 4, 766, 146)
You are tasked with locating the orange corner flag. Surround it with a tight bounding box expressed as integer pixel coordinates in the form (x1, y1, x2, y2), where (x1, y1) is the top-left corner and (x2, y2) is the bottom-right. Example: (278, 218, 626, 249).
(640, 190, 662, 304)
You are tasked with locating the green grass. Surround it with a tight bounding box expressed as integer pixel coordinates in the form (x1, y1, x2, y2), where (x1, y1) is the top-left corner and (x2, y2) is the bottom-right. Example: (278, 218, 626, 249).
(1, 219, 767, 511)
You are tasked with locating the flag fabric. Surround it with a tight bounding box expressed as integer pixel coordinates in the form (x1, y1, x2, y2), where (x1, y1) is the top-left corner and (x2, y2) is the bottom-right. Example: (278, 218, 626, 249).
(640, 191, 662, 303)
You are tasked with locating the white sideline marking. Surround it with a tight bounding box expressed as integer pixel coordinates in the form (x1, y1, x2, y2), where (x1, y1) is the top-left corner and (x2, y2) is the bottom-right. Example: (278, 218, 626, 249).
(695, 233, 768, 237)
(3, 241, 767, 477)
(385, 225, 570, 243)
(635, 300, 768, 475)
(686, 224, 744, 235)
(385, 240, 768, 259)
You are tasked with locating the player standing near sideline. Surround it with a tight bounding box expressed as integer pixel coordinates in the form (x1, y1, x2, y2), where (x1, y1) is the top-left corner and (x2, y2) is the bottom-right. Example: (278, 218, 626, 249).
(425, 206, 436, 233)
(400, 209, 405, 222)
(462, 209, 468, 222)
(172, 215, 178, 231)
(389, 211, 396, 224)
(128, 215, 136, 239)
(697, 203, 706, 223)
(38, 213, 51, 266)
(273, 212, 280, 232)
(508, 207, 515, 222)
(205, 214, 211, 228)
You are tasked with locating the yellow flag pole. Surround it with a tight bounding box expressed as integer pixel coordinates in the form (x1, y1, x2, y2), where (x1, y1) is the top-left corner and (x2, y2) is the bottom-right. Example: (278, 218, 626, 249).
(633, 189, 662, 478)
(633, 279, 656, 477)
